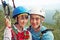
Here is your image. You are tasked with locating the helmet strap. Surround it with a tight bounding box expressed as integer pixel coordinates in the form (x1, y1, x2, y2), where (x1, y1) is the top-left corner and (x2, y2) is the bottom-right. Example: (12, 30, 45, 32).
(16, 16, 24, 30)
(17, 16, 18, 24)
(15, 16, 18, 24)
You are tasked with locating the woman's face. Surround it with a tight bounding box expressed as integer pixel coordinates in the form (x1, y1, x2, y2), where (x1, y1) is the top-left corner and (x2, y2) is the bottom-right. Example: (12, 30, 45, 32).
(30, 14, 41, 29)
(17, 13, 28, 28)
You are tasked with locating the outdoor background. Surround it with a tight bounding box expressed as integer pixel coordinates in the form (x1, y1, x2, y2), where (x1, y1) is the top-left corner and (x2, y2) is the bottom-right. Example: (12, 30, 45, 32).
(0, 0, 60, 40)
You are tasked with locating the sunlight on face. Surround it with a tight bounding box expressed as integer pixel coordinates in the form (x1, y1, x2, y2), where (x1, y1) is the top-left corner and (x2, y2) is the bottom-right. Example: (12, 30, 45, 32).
(17, 13, 28, 28)
(30, 14, 41, 29)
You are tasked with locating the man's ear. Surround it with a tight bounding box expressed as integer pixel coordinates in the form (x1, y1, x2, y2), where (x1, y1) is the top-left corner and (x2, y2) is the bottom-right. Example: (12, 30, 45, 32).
(41, 17, 45, 22)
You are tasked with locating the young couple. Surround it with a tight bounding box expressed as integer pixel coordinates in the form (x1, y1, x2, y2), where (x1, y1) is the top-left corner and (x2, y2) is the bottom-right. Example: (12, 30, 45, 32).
(4, 6, 54, 40)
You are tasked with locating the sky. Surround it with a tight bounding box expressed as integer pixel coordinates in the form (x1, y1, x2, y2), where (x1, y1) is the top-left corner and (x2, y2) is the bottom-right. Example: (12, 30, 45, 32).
(0, 0, 60, 24)
(0, 0, 60, 10)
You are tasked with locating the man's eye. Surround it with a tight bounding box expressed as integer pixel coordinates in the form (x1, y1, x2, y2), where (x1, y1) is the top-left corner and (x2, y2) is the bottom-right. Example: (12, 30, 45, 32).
(36, 18, 40, 20)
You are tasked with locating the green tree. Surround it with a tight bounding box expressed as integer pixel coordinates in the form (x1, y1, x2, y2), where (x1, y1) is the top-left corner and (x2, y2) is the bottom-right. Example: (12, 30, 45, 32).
(53, 10, 60, 26)
(0, 5, 13, 40)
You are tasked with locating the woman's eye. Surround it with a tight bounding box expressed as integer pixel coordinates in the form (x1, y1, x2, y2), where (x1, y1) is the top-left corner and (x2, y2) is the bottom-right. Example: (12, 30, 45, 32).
(25, 16, 28, 19)
(20, 16, 28, 20)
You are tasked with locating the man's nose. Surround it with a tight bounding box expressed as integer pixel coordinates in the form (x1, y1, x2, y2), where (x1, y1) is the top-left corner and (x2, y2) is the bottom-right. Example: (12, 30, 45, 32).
(33, 19, 36, 23)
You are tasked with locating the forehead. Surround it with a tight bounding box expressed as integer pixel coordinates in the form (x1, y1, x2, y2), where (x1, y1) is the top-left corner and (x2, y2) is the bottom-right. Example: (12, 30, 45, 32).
(30, 14, 40, 18)
(18, 13, 28, 17)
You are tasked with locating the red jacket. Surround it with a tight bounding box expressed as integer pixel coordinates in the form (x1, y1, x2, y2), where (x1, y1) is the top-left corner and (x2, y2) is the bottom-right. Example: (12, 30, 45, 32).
(11, 30, 29, 40)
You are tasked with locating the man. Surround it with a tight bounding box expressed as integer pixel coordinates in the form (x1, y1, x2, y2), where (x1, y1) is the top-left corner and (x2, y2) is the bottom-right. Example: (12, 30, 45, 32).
(28, 8, 54, 40)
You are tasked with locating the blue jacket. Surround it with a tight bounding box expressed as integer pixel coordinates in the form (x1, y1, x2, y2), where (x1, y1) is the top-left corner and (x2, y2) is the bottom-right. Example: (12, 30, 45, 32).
(28, 26, 54, 40)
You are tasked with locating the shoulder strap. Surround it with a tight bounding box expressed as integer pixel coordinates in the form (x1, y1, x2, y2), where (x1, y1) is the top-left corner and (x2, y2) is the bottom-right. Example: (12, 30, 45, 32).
(41, 29, 54, 34)
(27, 26, 31, 31)
(11, 29, 17, 40)
(11, 25, 18, 40)
(12, 25, 18, 34)
(24, 30, 30, 39)
(40, 29, 54, 40)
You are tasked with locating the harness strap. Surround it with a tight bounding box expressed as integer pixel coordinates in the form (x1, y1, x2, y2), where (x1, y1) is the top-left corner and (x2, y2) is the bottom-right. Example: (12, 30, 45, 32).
(41, 29, 54, 34)
(11, 26, 30, 40)
(40, 29, 54, 40)
(11, 30, 17, 40)
(28, 26, 54, 40)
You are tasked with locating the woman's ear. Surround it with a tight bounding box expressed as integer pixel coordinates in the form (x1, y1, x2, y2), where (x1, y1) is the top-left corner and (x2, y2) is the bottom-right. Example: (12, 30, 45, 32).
(14, 17, 18, 23)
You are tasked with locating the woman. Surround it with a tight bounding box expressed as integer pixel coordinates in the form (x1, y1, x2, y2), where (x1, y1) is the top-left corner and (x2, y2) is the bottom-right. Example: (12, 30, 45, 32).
(4, 6, 32, 40)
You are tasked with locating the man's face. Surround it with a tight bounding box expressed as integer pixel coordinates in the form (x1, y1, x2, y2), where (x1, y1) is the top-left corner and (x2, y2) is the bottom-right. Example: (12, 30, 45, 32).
(30, 14, 41, 29)
(17, 13, 28, 28)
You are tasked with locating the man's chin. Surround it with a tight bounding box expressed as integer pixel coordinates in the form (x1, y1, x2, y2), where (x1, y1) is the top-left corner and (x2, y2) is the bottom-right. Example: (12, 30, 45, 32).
(33, 26, 38, 28)
(22, 25, 25, 27)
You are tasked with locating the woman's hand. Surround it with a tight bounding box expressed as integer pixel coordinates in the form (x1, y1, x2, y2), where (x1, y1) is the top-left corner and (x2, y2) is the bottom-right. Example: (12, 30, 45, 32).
(4, 16, 11, 27)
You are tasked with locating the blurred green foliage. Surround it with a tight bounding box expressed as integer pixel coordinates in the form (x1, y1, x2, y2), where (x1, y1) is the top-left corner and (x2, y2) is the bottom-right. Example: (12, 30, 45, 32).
(53, 10, 60, 26)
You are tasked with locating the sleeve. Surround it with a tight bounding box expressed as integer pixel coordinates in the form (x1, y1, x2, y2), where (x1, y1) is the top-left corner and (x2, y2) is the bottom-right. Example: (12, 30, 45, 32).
(3, 27, 12, 40)
(28, 31, 32, 40)
(41, 31, 54, 40)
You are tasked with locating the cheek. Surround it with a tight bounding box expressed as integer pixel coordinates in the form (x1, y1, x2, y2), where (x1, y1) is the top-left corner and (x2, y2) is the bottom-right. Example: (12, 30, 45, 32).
(30, 19, 33, 24)
(17, 18, 22, 24)
(37, 20, 41, 25)
(30, 19, 40, 24)
(18, 19, 28, 24)
(25, 19, 28, 23)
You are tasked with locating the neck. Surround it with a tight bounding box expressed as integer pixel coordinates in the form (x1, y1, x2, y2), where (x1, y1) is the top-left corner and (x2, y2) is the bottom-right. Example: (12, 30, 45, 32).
(34, 26, 40, 32)
(15, 24, 23, 32)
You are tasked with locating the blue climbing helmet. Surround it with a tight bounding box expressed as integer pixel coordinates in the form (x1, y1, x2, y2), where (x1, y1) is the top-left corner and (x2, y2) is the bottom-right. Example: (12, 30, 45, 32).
(12, 6, 29, 18)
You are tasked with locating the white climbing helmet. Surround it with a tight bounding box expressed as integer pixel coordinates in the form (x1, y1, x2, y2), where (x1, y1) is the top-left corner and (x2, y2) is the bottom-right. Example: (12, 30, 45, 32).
(30, 7, 45, 18)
